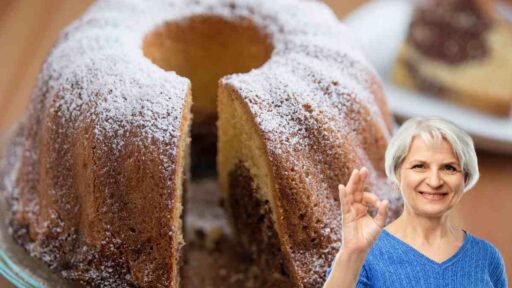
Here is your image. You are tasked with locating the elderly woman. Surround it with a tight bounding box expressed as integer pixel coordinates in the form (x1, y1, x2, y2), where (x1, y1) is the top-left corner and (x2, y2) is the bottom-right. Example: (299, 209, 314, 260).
(324, 117, 507, 287)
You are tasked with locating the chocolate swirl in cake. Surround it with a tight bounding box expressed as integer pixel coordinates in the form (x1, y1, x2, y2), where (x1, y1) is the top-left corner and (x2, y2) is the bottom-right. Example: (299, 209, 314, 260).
(408, 0, 492, 64)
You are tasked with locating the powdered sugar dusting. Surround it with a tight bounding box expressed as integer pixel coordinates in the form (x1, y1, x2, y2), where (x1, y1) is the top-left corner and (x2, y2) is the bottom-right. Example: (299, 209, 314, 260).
(35, 0, 377, 158)
(3, 0, 403, 286)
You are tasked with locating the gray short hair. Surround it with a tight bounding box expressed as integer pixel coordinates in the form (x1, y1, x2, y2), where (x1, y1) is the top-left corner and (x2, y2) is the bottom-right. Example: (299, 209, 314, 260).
(384, 117, 479, 193)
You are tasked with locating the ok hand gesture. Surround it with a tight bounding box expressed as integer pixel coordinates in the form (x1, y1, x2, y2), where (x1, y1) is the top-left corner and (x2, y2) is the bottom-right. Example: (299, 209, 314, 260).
(339, 167, 389, 253)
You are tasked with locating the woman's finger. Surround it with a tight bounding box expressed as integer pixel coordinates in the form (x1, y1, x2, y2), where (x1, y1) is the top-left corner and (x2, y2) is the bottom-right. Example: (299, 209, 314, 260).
(361, 192, 379, 208)
(354, 167, 368, 203)
(374, 199, 389, 228)
(338, 184, 348, 213)
(345, 169, 359, 200)
(339, 184, 354, 224)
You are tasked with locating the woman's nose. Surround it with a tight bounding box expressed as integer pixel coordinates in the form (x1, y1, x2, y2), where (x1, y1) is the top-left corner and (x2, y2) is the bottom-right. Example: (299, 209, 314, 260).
(426, 169, 444, 188)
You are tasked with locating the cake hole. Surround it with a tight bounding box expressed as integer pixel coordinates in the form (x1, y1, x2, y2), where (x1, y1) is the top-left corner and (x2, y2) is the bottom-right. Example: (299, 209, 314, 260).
(143, 15, 273, 177)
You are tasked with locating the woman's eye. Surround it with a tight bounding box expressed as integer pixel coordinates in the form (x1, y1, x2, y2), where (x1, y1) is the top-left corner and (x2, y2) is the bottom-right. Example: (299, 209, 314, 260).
(412, 164, 424, 169)
(444, 165, 457, 172)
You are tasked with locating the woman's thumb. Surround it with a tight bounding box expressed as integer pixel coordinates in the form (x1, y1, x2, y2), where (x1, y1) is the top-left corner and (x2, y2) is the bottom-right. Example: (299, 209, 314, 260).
(374, 199, 389, 228)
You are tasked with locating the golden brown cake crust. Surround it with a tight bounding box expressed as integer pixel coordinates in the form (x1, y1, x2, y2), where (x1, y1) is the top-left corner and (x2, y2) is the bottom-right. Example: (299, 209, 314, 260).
(4, 87, 192, 287)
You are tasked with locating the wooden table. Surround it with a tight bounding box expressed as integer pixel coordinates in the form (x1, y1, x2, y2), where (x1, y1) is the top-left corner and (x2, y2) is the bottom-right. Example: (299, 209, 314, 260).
(1, 1, 510, 287)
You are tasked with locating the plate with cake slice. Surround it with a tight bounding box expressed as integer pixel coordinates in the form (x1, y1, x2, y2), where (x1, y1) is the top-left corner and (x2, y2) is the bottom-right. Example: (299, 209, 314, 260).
(345, 0, 512, 154)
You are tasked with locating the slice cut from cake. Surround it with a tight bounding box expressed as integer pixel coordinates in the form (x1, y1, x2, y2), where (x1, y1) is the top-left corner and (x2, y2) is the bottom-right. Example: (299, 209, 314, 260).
(393, 0, 512, 116)
(217, 55, 403, 287)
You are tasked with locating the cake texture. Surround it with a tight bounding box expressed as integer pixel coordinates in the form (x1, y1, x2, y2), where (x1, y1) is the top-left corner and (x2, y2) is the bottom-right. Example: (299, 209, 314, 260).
(0, 0, 403, 287)
(393, 0, 512, 117)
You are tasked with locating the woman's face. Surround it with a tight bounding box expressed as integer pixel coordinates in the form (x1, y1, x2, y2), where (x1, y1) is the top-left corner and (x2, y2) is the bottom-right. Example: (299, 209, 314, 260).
(397, 136, 465, 218)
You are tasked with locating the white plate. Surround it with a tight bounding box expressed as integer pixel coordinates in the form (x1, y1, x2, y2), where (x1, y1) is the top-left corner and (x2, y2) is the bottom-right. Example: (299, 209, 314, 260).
(344, 0, 512, 154)
(497, 0, 512, 21)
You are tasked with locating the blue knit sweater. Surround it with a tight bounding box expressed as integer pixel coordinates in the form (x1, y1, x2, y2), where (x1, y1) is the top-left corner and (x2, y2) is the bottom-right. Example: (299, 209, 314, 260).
(326, 230, 507, 287)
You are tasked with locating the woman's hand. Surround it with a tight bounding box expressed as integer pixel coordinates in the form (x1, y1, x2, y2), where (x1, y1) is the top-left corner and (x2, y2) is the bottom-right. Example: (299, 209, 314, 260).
(323, 167, 390, 288)
(339, 167, 389, 254)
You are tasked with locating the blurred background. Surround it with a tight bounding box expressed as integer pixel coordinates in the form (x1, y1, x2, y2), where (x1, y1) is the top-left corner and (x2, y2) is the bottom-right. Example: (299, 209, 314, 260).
(0, 0, 510, 286)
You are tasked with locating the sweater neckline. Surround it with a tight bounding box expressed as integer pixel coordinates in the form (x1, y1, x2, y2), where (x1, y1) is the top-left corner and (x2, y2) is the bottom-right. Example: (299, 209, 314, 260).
(381, 229, 472, 268)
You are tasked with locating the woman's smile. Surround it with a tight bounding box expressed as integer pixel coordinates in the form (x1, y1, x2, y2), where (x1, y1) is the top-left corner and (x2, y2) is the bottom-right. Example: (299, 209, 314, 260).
(417, 191, 449, 201)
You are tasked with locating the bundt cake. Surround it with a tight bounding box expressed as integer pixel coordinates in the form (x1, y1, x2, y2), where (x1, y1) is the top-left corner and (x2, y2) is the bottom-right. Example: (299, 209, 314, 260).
(393, 0, 512, 117)
(0, 0, 403, 287)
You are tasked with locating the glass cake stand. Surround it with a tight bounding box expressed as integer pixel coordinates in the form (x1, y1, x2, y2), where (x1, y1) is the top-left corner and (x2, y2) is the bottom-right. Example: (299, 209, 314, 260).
(0, 196, 82, 288)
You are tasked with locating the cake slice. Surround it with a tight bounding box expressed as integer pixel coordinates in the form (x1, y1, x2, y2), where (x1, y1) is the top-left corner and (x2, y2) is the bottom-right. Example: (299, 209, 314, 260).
(393, 0, 512, 116)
